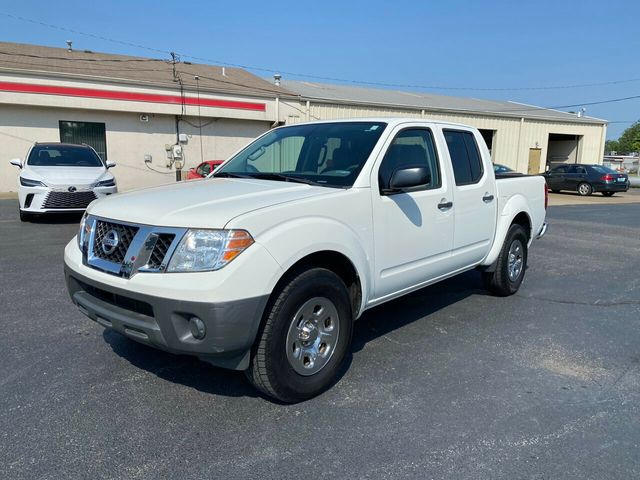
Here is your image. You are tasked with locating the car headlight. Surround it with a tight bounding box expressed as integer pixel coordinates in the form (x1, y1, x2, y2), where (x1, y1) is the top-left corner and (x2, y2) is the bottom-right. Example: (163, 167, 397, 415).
(20, 177, 46, 187)
(167, 229, 254, 272)
(93, 178, 116, 188)
(77, 213, 92, 252)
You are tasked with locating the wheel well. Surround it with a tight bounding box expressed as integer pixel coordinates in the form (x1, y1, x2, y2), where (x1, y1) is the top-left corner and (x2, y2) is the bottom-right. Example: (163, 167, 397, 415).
(512, 212, 532, 240)
(276, 251, 362, 318)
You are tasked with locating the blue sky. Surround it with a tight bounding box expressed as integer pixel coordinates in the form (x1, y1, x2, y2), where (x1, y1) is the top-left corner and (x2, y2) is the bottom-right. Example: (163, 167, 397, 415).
(2, 0, 639, 138)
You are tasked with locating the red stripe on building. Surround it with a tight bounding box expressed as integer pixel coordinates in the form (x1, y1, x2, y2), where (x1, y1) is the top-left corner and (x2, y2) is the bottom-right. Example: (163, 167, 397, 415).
(0, 81, 266, 111)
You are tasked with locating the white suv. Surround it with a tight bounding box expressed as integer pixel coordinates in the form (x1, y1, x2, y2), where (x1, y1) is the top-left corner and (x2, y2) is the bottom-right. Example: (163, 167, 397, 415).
(10, 143, 117, 221)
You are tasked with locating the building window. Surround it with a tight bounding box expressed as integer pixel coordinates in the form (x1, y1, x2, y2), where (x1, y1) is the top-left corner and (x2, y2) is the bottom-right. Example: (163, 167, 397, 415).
(59, 121, 107, 160)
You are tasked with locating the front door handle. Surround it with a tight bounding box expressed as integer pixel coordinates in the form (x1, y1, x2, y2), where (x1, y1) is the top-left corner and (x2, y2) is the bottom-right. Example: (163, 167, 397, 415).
(437, 200, 453, 211)
(482, 193, 494, 203)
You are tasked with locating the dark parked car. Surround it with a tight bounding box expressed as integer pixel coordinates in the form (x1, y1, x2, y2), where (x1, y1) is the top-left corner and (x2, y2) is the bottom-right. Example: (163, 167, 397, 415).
(543, 164, 630, 196)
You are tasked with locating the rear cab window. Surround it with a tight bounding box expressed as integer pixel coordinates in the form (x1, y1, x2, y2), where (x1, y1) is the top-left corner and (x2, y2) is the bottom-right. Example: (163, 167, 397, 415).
(443, 130, 484, 185)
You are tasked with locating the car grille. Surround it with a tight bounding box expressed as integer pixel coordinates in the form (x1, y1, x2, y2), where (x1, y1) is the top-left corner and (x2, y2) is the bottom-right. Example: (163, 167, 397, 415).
(92, 220, 139, 264)
(147, 233, 175, 270)
(43, 191, 96, 209)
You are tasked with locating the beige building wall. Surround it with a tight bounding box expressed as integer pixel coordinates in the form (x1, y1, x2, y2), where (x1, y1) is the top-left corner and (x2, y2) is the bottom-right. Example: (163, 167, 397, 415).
(0, 104, 270, 192)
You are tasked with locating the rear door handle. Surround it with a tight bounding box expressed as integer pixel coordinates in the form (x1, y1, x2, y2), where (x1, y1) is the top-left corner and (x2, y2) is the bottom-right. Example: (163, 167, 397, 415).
(437, 200, 453, 211)
(483, 194, 494, 203)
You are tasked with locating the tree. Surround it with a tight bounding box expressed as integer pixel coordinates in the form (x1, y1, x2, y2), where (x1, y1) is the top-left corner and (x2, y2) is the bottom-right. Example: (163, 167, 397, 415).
(616, 121, 640, 153)
(604, 139, 620, 153)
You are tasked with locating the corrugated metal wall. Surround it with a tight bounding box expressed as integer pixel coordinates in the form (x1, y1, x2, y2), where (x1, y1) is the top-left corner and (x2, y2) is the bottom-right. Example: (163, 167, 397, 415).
(299, 102, 606, 173)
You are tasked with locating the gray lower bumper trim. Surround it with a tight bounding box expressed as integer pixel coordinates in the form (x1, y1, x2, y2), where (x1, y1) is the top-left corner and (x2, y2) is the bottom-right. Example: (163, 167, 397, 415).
(65, 265, 269, 370)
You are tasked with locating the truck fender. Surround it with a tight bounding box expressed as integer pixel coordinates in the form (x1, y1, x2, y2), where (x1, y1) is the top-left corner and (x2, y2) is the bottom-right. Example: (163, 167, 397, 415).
(256, 216, 371, 317)
(481, 194, 533, 269)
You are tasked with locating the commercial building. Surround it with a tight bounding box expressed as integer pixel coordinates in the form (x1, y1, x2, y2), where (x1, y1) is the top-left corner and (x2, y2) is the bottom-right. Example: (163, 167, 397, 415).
(0, 41, 607, 192)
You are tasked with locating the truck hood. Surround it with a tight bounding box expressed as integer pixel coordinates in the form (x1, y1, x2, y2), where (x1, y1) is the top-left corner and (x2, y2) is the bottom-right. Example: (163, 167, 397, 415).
(87, 178, 337, 228)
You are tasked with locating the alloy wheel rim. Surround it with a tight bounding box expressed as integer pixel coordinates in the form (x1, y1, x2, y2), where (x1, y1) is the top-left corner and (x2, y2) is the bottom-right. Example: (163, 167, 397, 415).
(286, 297, 340, 376)
(508, 239, 524, 281)
(579, 184, 590, 195)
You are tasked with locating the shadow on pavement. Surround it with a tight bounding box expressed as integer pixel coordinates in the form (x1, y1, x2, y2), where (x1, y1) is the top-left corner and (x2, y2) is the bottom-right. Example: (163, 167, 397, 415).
(102, 270, 486, 400)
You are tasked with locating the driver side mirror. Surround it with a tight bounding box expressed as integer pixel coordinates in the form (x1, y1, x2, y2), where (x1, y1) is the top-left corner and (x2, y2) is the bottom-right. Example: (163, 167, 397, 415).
(106, 161, 116, 169)
(9, 158, 22, 169)
(383, 166, 431, 194)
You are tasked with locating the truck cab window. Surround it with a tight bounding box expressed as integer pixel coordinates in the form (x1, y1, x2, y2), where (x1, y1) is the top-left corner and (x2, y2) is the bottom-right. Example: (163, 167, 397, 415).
(378, 128, 440, 191)
(444, 130, 484, 186)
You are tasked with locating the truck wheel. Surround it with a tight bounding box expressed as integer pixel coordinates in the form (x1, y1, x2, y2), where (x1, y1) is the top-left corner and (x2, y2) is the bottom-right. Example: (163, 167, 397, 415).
(482, 224, 528, 297)
(246, 268, 353, 403)
(577, 182, 593, 196)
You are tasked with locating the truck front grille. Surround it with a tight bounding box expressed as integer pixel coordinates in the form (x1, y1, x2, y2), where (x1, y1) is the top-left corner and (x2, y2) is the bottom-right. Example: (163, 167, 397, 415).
(147, 234, 175, 270)
(43, 191, 96, 209)
(85, 216, 186, 278)
(92, 220, 139, 264)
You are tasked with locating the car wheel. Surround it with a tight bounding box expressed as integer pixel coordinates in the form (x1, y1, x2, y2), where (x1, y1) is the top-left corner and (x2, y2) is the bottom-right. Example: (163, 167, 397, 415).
(246, 268, 353, 403)
(602, 192, 615, 197)
(482, 224, 528, 297)
(577, 182, 593, 196)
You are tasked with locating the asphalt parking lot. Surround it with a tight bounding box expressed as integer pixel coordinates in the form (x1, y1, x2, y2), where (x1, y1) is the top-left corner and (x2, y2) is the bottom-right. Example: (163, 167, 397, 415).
(1, 194, 639, 480)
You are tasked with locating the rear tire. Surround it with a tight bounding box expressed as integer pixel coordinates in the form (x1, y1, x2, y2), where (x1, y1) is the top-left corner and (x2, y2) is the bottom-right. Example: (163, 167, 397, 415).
(246, 268, 353, 403)
(577, 182, 593, 196)
(482, 224, 528, 297)
(602, 192, 615, 197)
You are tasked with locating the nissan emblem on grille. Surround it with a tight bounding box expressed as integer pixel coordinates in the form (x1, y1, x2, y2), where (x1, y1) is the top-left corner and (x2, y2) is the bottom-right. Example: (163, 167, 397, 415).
(101, 229, 120, 255)
(68, 186, 77, 192)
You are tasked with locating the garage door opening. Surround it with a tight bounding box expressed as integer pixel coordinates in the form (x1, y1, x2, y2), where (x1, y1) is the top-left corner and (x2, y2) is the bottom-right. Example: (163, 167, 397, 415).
(546, 133, 582, 167)
(478, 129, 496, 157)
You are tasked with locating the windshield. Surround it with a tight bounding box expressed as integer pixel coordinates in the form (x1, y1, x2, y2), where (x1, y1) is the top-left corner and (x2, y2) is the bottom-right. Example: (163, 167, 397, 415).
(214, 122, 387, 188)
(28, 145, 104, 167)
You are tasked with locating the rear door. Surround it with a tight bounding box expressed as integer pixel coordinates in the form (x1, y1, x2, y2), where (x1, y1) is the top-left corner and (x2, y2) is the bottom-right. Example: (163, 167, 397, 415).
(566, 165, 588, 190)
(442, 128, 497, 269)
(371, 125, 454, 300)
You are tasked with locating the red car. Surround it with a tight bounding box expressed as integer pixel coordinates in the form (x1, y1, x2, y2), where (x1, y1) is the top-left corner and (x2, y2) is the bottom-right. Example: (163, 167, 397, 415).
(186, 160, 224, 180)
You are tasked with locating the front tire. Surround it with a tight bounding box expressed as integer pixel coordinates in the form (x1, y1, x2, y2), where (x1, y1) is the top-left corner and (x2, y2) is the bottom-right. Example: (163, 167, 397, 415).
(483, 224, 528, 297)
(246, 268, 353, 403)
(577, 182, 593, 196)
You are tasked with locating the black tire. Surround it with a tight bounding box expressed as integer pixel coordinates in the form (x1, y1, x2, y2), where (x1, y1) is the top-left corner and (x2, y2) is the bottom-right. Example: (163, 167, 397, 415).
(551, 189, 560, 193)
(482, 224, 528, 297)
(602, 192, 615, 197)
(577, 182, 593, 196)
(246, 268, 353, 403)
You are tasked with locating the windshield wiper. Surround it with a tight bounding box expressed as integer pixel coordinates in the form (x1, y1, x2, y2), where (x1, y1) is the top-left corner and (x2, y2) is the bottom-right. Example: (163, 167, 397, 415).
(213, 171, 253, 179)
(249, 172, 323, 186)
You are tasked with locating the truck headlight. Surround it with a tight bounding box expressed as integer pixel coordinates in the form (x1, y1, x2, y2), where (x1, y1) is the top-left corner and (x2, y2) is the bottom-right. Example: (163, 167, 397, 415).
(77, 213, 92, 252)
(167, 229, 254, 272)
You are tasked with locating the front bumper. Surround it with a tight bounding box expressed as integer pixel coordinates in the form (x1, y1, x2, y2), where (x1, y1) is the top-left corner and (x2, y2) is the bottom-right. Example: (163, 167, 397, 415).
(19, 185, 117, 213)
(65, 265, 269, 370)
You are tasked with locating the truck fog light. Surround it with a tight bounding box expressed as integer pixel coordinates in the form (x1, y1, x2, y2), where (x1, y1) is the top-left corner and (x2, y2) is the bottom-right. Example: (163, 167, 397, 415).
(189, 316, 206, 340)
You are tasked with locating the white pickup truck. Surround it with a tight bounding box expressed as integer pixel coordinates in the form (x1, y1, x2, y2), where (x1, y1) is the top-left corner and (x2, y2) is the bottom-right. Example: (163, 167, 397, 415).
(64, 118, 547, 402)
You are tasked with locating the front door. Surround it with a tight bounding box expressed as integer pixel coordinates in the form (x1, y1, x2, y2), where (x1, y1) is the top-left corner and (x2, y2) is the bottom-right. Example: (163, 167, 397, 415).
(371, 126, 454, 300)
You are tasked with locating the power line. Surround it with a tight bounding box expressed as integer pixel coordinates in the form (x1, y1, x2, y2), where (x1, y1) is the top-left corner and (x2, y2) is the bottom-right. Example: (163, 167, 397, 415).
(3, 12, 640, 93)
